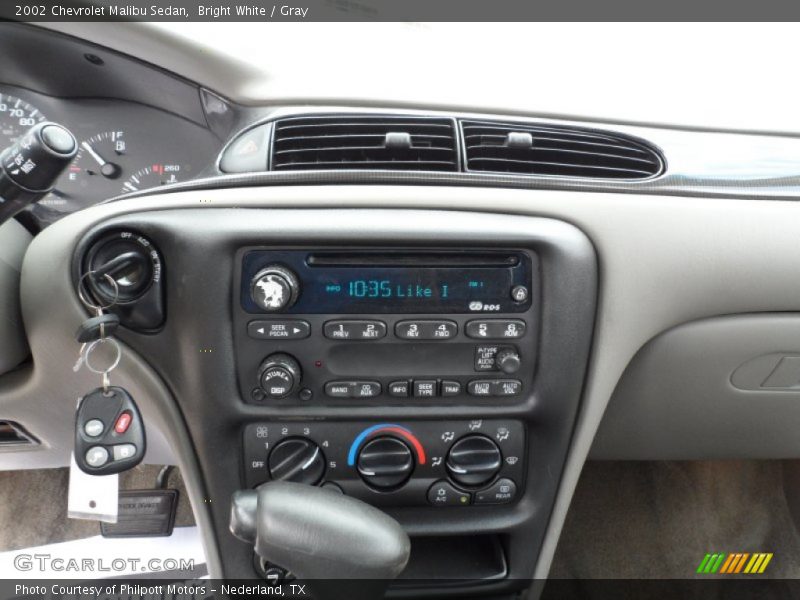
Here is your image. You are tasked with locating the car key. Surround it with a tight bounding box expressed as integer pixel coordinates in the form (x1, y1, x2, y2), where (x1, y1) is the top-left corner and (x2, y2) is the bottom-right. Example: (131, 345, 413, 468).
(75, 386, 146, 475)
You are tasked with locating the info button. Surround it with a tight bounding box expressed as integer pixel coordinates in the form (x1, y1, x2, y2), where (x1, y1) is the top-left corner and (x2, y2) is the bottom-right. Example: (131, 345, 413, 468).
(248, 320, 310, 340)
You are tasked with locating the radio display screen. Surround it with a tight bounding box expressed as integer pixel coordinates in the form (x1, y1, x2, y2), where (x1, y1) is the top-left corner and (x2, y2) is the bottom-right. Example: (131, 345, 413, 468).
(241, 250, 534, 314)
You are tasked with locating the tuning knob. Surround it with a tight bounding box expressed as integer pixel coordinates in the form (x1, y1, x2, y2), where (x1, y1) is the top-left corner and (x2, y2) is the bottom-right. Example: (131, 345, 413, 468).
(357, 437, 414, 489)
(495, 348, 521, 374)
(250, 265, 300, 312)
(258, 353, 302, 399)
(268, 438, 325, 485)
(446, 435, 502, 487)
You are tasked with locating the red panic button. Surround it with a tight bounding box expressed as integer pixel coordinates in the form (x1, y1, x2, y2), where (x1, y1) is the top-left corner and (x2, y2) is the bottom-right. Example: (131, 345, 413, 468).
(114, 412, 132, 434)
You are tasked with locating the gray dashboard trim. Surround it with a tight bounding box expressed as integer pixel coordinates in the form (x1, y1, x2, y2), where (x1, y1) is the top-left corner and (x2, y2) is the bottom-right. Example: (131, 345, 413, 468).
(10, 184, 800, 582)
(591, 314, 800, 460)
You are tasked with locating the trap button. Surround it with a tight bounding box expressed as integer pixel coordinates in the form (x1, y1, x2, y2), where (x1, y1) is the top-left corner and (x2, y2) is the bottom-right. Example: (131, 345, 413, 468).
(427, 480, 471, 507)
(474, 478, 517, 505)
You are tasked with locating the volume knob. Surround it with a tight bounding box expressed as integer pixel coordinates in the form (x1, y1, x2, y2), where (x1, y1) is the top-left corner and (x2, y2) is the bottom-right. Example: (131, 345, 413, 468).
(250, 265, 300, 312)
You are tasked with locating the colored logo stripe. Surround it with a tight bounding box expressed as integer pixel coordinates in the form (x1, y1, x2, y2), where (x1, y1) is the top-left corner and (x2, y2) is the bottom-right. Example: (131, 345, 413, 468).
(697, 552, 773, 574)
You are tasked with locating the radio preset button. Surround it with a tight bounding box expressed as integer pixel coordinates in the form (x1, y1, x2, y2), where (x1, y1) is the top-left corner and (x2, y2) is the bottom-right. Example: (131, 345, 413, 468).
(248, 319, 311, 340)
(465, 319, 526, 340)
(388, 381, 410, 397)
(413, 380, 438, 398)
(324, 381, 382, 398)
(395, 320, 457, 341)
(324, 320, 387, 340)
(441, 381, 462, 396)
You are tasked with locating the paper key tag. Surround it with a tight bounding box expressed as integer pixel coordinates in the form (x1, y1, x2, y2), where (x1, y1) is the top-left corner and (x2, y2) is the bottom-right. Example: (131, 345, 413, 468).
(68, 453, 119, 523)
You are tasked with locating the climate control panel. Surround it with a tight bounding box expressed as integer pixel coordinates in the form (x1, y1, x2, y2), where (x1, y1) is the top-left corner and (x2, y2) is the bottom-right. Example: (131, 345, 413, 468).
(242, 420, 526, 507)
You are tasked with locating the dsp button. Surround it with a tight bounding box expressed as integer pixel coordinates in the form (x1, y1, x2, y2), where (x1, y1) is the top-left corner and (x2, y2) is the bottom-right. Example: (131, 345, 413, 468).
(395, 320, 457, 340)
(427, 480, 471, 507)
(324, 320, 386, 340)
(324, 381, 381, 398)
(465, 319, 526, 340)
(474, 478, 517, 505)
(248, 319, 310, 340)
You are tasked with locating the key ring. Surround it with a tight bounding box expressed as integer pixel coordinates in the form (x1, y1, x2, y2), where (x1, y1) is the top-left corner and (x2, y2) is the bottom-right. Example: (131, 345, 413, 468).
(84, 337, 121, 394)
(78, 270, 119, 312)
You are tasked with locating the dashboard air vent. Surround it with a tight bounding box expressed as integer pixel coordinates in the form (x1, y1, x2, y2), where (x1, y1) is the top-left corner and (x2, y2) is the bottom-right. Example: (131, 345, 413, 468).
(461, 120, 663, 179)
(271, 115, 458, 171)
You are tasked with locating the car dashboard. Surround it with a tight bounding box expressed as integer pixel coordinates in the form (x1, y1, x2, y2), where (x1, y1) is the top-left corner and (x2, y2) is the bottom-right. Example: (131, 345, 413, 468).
(5, 20, 800, 598)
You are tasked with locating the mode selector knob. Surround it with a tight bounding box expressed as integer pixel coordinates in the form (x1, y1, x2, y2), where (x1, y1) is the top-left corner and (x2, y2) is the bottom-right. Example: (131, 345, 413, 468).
(446, 435, 502, 487)
(251, 265, 300, 312)
(258, 353, 302, 399)
(357, 437, 414, 489)
(269, 438, 325, 485)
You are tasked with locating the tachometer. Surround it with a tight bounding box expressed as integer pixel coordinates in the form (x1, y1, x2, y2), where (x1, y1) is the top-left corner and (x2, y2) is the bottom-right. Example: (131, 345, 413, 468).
(0, 93, 47, 148)
(121, 164, 182, 193)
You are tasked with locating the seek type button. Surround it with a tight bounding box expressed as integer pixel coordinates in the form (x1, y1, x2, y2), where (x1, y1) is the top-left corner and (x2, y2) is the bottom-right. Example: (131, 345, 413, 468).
(248, 320, 311, 340)
(395, 320, 457, 340)
(324, 320, 386, 340)
(428, 480, 471, 507)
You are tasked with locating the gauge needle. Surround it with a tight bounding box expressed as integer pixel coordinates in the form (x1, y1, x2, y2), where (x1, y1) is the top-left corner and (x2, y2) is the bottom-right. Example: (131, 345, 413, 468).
(82, 141, 106, 166)
(81, 141, 121, 179)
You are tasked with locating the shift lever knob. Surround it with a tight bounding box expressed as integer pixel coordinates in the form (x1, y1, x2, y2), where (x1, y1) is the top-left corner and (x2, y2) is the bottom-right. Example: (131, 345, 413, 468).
(230, 481, 410, 599)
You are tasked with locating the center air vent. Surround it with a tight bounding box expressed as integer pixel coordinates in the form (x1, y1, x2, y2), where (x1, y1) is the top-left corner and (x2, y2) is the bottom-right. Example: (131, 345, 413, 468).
(461, 120, 663, 179)
(271, 115, 458, 171)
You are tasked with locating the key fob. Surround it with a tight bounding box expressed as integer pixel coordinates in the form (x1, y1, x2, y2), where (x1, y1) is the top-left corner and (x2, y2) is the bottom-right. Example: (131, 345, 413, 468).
(75, 387, 146, 475)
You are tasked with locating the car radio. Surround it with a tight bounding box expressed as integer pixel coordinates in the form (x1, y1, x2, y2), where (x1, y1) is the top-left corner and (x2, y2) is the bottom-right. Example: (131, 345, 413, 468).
(232, 248, 539, 405)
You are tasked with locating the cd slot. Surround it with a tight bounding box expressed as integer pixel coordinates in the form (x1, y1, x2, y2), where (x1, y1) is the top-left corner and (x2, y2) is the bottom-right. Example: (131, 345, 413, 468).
(306, 252, 519, 268)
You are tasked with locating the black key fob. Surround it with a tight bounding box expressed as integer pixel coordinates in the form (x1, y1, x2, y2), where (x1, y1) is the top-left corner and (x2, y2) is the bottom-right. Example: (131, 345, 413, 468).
(75, 386, 146, 475)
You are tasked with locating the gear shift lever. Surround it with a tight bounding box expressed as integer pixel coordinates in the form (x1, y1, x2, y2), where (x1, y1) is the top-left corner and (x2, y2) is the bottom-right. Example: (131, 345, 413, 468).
(230, 481, 410, 600)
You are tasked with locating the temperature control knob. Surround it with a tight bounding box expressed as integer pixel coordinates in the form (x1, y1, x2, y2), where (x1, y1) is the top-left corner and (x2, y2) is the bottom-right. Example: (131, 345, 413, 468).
(446, 435, 502, 487)
(357, 437, 414, 489)
(250, 265, 300, 312)
(268, 438, 325, 485)
(258, 353, 302, 399)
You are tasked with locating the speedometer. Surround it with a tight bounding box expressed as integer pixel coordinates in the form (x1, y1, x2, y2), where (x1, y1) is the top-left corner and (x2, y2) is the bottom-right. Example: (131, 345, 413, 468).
(0, 93, 47, 148)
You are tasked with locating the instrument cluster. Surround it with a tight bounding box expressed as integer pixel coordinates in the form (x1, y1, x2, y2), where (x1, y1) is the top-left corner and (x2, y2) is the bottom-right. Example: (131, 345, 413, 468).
(0, 85, 221, 225)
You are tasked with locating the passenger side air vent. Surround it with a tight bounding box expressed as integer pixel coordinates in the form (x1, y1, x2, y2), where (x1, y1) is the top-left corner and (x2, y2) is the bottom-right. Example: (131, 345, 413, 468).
(271, 115, 459, 171)
(461, 120, 663, 179)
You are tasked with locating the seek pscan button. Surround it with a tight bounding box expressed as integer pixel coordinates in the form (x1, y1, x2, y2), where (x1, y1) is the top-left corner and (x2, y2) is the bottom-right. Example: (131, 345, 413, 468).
(248, 320, 310, 340)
